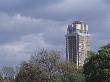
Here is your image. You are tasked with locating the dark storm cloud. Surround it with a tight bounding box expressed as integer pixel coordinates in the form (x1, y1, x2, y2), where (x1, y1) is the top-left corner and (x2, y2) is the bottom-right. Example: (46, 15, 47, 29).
(0, 13, 65, 44)
(0, 0, 63, 13)
(17, 0, 109, 22)
(102, 0, 110, 3)
(0, 0, 108, 45)
(0, 0, 106, 45)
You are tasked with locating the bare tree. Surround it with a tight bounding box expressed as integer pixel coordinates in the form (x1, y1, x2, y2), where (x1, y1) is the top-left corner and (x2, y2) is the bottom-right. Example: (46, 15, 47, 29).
(30, 49, 62, 82)
(15, 49, 77, 82)
(1, 66, 15, 82)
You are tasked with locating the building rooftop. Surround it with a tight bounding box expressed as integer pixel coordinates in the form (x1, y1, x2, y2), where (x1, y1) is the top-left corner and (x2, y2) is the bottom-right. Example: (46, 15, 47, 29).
(73, 21, 85, 24)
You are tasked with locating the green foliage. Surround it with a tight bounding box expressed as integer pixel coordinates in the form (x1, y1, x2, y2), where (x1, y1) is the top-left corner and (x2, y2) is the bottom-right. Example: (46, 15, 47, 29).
(83, 43, 110, 82)
(59, 61, 77, 82)
(74, 72, 85, 82)
(0, 76, 3, 82)
(15, 62, 41, 82)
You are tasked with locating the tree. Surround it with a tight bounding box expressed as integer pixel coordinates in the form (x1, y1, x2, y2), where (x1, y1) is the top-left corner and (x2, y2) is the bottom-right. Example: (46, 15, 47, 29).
(30, 50, 62, 82)
(15, 62, 40, 82)
(1, 66, 15, 82)
(59, 61, 86, 82)
(59, 61, 77, 82)
(83, 43, 110, 82)
(0, 71, 3, 82)
(15, 49, 78, 82)
(15, 50, 63, 82)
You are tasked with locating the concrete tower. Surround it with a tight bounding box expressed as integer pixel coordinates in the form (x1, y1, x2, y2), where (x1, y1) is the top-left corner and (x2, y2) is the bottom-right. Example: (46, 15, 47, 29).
(66, 21, 90, 69)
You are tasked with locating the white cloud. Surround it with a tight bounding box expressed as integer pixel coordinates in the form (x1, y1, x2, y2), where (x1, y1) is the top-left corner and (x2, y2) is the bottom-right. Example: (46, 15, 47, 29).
(0, 33, 65, 66)
(0, 12, 65, 66)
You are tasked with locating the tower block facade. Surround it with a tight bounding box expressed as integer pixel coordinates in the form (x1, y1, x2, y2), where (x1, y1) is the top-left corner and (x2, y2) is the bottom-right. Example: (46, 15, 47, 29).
(66, 21, 90, 69)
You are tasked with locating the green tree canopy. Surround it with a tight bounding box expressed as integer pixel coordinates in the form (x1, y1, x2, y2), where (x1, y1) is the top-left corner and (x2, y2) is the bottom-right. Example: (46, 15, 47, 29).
(83, 43, 110, 82)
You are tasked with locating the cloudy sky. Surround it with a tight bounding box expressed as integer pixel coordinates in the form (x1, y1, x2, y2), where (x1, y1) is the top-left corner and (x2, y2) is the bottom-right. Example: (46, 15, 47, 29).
(0, 0, 110, 67)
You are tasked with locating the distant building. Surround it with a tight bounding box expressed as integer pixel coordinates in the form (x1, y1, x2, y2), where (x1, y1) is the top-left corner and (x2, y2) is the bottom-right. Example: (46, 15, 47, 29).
(65, 21, 90, 69)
